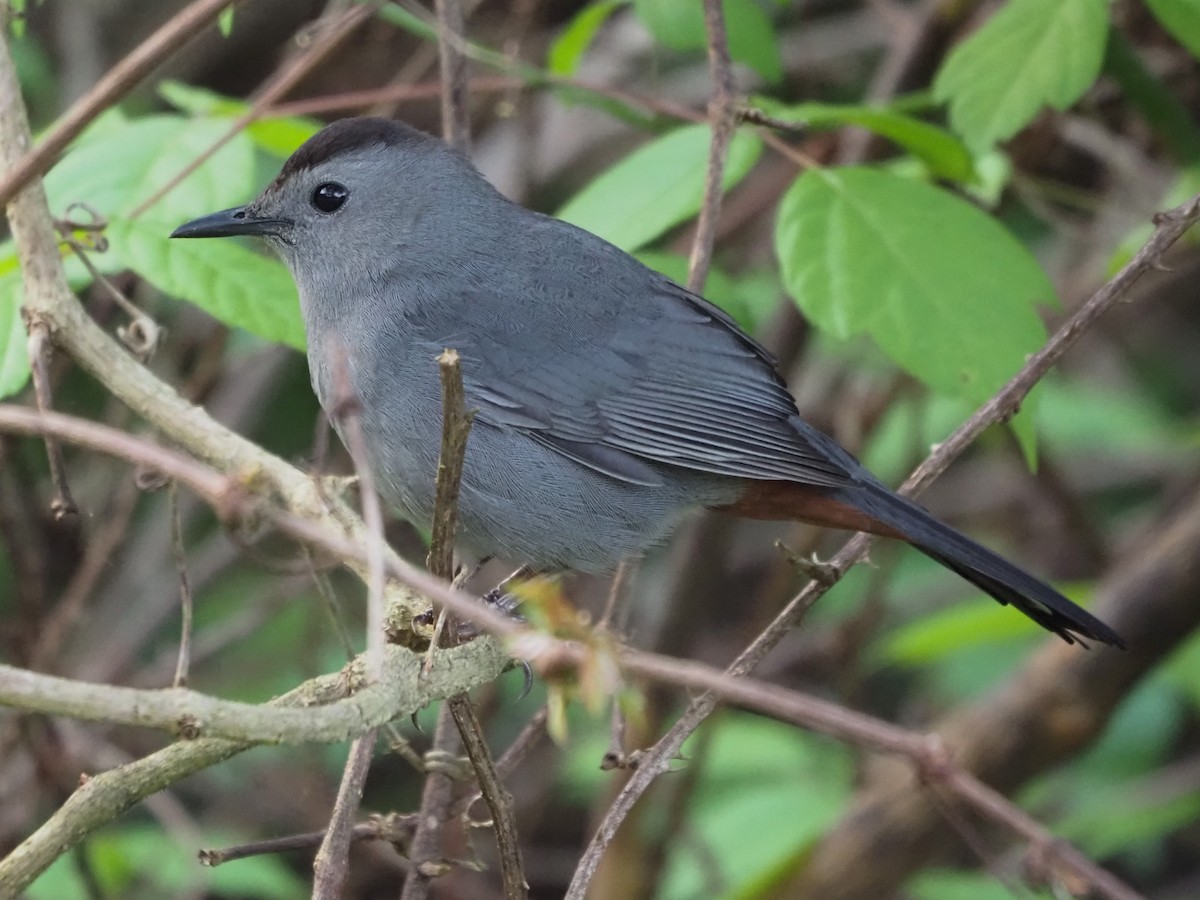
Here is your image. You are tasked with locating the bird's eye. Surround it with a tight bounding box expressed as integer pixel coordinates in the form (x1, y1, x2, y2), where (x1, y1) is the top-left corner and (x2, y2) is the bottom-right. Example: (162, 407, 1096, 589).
(311, 182, 348, 213)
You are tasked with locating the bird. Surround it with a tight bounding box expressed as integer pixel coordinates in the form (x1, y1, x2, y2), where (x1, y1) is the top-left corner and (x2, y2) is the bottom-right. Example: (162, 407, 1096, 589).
(171, 116, 1124, 648)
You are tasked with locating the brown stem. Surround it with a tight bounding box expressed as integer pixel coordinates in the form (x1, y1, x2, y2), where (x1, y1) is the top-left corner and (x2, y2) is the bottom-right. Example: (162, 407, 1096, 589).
(313, 730, 378, 898)
(400, 703, 460, 900)
(23, 322, 76, 518)
(0, 0, 246, 207)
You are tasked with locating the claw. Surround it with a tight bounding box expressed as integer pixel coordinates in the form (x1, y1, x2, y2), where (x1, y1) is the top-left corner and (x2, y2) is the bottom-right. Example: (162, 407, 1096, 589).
(517, 660, 534, 701)
(411, 711, 425, 735)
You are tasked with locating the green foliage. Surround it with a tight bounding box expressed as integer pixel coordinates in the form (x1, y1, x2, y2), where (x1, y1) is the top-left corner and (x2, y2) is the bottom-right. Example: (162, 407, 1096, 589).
(108, 218, 304, 349)
(907, 869, 1045, 899)
(557, 123, 763, 252)
(38, 111, 305, 349)
(548, 0, 625, 76)
(633, 0, 783, 84)
(752, 99, 975, 182)
(157, 81, 323, 158)
(775, 166, 1052, 459)
(933, 0, 1110, 151)
(0, 257, 27, 400)
(656, 713, 854, 900)
(217, 3, 235, 37)
(1146, 0, 1200, 60)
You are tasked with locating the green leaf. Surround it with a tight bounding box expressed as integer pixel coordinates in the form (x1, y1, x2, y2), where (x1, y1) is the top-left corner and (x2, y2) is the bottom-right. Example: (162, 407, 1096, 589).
(633, 0, 783, 84)
(775, 167, 1051, 454)
(750, 99, 974, 182)
(158, 80, 321, 158)
(1055, 783, 1200, 859)
(107, 218, 304, 349)
(932, 0, 1110, 151)
(0, 257, 30, 400)
(218, 3, 234, 37)
(558, 123, 762, 251)
(549, 0, 625, 75)
(908, 868, 1048, 900)
(659, 713, 853, 900)
(875, 585, 1085, 666)
(45, 115, 258, 226)
(1145, 0, 1200, 60)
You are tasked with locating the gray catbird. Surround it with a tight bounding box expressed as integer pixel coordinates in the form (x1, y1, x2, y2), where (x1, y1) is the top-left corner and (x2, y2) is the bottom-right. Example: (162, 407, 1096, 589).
(172, 117, 1123, 648)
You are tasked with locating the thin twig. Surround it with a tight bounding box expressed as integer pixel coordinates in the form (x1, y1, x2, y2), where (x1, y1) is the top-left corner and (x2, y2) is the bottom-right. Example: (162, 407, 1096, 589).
(426, 349, 475, 584)
(434, 0, 471, 152)
(329, 343, 387, 674)
(23, 322, 76, 518)
(312, 339, 390, 894)
(201, 815, 416, 867)
(686, 0, 738, 293)
(313, 730, 378, 898)
(562, 185, 1200, 899)
(448, 698, 527, 899)
(401, 703, 460, 900)
(0, 0, 244, 206)
(169, 481, 194, 688)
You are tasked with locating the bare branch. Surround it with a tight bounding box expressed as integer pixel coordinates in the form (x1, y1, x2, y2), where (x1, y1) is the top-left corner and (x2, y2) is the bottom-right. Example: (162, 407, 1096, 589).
(169, 481, 194, 688)
(686, 0, 738, 293)
(434, 0, 471, 152)
(0, 0, 244, 206)
(23, 322, 76, 517)
(427, 349, 475, 584)
(313, 731, 378, 899)
(401, 704, 461, 900)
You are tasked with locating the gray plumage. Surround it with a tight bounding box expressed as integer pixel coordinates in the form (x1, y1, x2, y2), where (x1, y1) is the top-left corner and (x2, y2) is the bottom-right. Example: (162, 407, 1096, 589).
(171, 117, 1124, 647)
(244, 121, 848, 570)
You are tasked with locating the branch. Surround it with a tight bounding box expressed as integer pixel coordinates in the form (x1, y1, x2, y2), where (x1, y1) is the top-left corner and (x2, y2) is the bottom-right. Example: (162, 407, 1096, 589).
(0, 666, 354, 894)
(434, 0, 471, 152)
(686, 0, 737, 293)
(0, 640, 507, 744)
(426, 349, 475, 582)
(0, 0, 245, 206)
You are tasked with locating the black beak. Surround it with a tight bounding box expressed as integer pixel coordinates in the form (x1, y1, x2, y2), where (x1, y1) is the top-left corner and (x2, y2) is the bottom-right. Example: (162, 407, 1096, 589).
(170, 206, 289, 239)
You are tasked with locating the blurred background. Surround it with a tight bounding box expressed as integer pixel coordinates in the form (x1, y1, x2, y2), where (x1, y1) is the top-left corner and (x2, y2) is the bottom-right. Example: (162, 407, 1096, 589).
(2, 1, 1200, 897)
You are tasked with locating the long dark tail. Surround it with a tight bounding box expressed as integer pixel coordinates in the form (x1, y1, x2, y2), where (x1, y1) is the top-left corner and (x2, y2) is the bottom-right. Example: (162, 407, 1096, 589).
(835, 483, 1125, 648)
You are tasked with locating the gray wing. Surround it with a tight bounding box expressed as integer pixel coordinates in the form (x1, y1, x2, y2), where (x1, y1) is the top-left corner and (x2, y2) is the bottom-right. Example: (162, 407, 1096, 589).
(441, 242, 853, 489)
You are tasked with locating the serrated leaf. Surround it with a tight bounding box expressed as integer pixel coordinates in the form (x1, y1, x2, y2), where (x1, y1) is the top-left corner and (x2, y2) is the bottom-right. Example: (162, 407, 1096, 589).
(775, 167, 1051, 454)
(549, 0, 625, 75)
(932, 0, 1110, 151)
(107, 218, 304, 349)
(558, 123, 762, 251)
(751, 99, 975, 182)
(1146, 0, 1200, 60)
(633, 0, 783, 84)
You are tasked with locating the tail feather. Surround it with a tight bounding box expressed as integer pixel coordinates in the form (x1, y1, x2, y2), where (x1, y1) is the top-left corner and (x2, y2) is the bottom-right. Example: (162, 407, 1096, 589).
(841, 484, 1125, 648)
